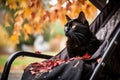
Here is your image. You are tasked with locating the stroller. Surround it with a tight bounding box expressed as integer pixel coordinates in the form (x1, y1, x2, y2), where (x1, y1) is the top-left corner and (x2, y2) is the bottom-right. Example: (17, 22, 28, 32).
(1, 0, 120, 80)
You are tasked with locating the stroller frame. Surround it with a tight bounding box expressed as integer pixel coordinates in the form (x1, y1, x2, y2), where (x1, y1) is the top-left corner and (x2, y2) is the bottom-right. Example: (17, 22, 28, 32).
(1, 52, 53, 80)
(90, 23, 120, 80)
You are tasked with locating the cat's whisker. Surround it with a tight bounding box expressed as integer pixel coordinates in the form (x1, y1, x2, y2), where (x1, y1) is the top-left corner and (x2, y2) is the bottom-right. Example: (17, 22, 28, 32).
(74, 33, 86, 38)
(77, 35, 85, 41)
(74, 33, 86, 40)
(72, 34, 81, 45)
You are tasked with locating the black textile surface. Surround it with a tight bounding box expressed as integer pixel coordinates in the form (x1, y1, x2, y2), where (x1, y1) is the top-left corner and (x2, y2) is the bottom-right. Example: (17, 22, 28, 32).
(21, 59, 96, 80)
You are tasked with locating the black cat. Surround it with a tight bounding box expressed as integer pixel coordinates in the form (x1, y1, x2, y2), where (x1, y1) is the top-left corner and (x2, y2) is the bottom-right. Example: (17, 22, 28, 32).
(64, 11, 102, 58)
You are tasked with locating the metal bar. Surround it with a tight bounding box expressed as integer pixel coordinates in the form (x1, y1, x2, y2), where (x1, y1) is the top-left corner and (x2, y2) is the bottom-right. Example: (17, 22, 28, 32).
(89, 0, 106, 11)
(90, 25, 120, 80)
(1, 51, 53, 80)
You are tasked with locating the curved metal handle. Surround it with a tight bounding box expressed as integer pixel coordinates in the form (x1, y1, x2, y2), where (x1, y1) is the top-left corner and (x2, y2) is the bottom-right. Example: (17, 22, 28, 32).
(1, 51, 53, 80)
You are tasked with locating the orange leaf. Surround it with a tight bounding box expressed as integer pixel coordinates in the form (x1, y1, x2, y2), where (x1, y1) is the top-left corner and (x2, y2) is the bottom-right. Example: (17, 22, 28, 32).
(34, 22, 40, 32)
(14, 16, 23, 28)
(14, 10, 24, 17)
(23, 8, 32, 20)
(6, 0, 18, 10)
(23, 23, 33, 34)
(10, 35, 19, 44)
(17, 0, 28, 8)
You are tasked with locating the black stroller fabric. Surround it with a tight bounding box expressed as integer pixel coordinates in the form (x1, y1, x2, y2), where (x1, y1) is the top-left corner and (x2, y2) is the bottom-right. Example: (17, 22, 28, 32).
(21, 1, 120, 80)
(22, 59, 95, 80)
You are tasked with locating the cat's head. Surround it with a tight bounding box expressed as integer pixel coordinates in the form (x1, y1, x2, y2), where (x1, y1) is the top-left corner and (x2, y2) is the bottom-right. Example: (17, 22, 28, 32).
(64, 11, 92, 50)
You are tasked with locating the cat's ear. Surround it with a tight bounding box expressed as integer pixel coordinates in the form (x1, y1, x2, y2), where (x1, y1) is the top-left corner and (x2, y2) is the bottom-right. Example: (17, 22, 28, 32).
(77, 11, 86, 24)
(65, 15, 71, 21)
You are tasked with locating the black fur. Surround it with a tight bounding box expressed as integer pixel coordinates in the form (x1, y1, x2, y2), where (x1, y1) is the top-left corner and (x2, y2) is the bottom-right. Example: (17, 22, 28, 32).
(64, 11, 102, 58)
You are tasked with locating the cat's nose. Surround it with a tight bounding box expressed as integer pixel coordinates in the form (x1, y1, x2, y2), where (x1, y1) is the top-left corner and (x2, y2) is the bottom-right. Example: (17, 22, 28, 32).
(65, 30, 70, 36)
(65, 29, 72, 37)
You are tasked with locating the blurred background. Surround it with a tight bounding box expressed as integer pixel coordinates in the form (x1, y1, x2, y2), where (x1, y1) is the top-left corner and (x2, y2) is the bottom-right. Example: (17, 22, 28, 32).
(0, 0, 99, 79)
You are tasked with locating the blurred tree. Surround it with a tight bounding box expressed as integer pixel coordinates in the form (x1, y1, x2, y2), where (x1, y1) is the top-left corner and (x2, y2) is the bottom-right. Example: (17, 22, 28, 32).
(0, 0, 97, 45)
(0, 25, 15, 53)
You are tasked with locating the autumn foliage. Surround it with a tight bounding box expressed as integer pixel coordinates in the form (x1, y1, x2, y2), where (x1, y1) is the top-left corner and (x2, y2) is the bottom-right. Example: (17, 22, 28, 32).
(1, 0, 97, 44)
(29, 53, 90, 75)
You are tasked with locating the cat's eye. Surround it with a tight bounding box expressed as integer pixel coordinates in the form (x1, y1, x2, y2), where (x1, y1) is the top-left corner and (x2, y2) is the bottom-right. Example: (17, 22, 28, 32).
(72, 25, 76, 29)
